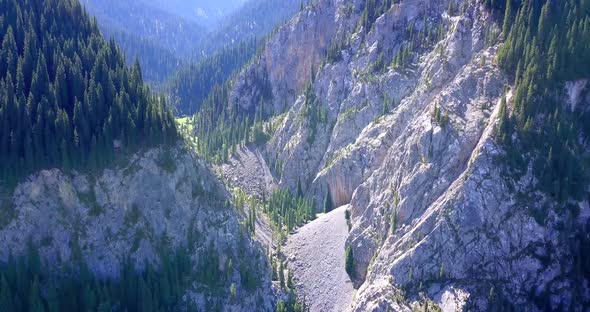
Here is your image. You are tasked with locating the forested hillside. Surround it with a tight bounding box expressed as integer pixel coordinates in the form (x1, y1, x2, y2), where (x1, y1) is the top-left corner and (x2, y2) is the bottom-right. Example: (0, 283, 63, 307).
(148, 0, 248, 28)
(98, 27, 183, 88)
(83, 0, 300, 110)
(182, 0, 590, 309)
(0, 0, 177, 185)
(196, 0, 301, 56)
(82, 0, 206, 86)
(490, 0, 590, 202)
(166, 0, 300, 116)
(0, 1, 275, 311)
(168, 39, 259, 115)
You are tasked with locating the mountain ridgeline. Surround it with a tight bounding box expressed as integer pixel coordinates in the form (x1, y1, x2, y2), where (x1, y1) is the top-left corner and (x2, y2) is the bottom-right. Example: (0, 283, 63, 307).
(84, 0, 300, 92)
(0, 0, 177, 185)
(82, 0, 206, 87)
(0, 0, 589, 311)
(183, 0, 590, 310)
(168, 38, 259, 116)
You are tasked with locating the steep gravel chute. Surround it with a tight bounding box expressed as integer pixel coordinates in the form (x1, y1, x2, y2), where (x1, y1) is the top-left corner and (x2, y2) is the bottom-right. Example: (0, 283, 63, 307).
(283, 205, 355, 312)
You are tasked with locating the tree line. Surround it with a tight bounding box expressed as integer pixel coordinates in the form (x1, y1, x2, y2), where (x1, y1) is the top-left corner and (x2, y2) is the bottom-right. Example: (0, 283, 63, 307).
(168, 38, 259, 116)
(490, 0, 590, 201)
(0, 241, 193, 312)
(0, 0, 178, 185)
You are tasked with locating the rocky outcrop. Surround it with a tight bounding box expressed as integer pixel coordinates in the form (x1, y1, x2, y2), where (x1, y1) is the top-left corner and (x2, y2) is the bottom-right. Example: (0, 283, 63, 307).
(230, 0, 355, 113)
(0, 146, 274, 311)
(226, 0, 590, 310)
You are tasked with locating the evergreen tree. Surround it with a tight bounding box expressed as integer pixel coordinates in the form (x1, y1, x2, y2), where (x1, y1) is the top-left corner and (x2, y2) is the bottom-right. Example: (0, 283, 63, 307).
(323, 189, 333, 214)
(279, 259, 285, 289)
(0, 0, 178, 184)
(345, 246, 354, 279)
(0, 275, 15, 312)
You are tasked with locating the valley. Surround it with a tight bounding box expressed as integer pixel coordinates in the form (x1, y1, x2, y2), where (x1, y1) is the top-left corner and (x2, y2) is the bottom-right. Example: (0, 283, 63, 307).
(0, 0, 589, 311)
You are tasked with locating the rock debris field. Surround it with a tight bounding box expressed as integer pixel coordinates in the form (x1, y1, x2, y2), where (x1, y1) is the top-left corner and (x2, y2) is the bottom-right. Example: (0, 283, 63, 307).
(284, 205, 356, 312)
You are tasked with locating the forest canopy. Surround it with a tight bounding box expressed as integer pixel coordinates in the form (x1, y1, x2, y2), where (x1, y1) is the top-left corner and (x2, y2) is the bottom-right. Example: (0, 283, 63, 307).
(0, 0, 178, 185)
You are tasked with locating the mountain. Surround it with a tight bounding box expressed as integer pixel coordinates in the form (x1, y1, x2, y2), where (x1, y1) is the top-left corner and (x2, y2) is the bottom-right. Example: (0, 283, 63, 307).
(191, 0, 590, 310)
(196, 0, 302, 56)
(81, 0, 206, 86)
(168, 39, 259, 116)
(149, 0, 249, 28)
(0, 146, 275, 311)
(0, 0, 177, 186)
(167, 0, 301, 115)
(83, 0, 300, 93)
(2, 0, 589, 310)
(0, 0, 274, 310)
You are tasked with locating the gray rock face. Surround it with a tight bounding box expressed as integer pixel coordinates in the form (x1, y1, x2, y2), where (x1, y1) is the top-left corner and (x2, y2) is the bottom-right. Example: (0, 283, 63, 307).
(0, 147, 274, 311)
(226, 0, 590, 310)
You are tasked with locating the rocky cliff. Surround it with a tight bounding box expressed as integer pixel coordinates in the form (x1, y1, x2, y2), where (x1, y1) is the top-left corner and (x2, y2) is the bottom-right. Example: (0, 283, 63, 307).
(225, 0, 590, 310)
(0, 146, 275, 311)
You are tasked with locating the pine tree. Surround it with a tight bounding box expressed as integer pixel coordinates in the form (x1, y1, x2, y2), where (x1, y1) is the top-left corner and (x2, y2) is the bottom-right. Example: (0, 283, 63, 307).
(323, 189, 333, 213)
(279, 259, 285, 289)
(502, 0, 513, 37)
(0, 275, 15, 312)
(0, 0, 177, 183)
(345, 245, 354, 279)
(27, 278, 44, 312)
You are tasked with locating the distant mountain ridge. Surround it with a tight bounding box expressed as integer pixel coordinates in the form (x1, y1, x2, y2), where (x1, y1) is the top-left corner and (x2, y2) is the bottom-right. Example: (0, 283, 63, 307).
(83, 0, 299, 89)
(149, 0, 248, 28)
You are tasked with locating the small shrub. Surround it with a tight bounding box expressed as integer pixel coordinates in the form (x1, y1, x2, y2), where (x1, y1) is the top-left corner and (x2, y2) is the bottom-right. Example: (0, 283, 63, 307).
(157, 149, 177, 173)
(345, 245, 354, 279)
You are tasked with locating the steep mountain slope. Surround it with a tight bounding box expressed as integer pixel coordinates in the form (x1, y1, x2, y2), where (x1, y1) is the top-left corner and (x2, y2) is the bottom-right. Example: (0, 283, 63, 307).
(197, 0, 301, 57)
(0, 0, 177, 185)
(0, 147, 275, 310)
(149, 0, 248, 28)
(85, 0, 300, 98)
(168, 39, 259, 116)
(197, 0, 590, 310)
(82, 0, 206, 86)
(0, 0, 275, 310)
(167, 0, 302, 115)
(284, 206, 355, 312)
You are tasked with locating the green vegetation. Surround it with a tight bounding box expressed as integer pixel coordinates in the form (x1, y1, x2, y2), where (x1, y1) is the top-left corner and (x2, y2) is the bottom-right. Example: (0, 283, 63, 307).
(156, 149, 177, 174)
(197, 0, 301, 58)
(323, 189, 334, 213)
(301, 84, 329, 145)
(168, 39, 259, 115)
(345, 245, 354, 279)
(326, 35, 347, 64)
(268, 242, 309, 312)
(491, 0, 590, 202)
(83, 0, 205, 87)
(85, 0, 300, 88)
(192, 75, 273, 163)
(0, 242, 193, 311)
(361, 0, 395, 34)
(0, 0, 177, 186)
(265, 189, 316, 234)
(432, 104, 450, 126)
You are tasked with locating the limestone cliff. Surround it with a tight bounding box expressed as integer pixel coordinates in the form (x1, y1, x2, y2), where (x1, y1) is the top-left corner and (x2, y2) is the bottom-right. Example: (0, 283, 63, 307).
(0, 147, 274, 311)
(224, 0, 590, 310)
